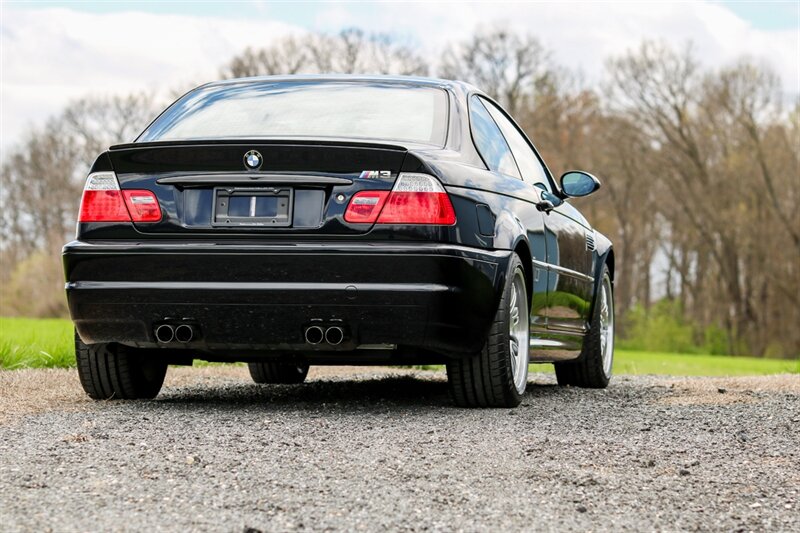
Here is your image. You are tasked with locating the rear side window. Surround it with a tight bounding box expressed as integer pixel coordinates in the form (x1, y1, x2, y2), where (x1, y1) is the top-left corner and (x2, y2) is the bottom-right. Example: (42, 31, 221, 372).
(481, 99, 552, 190)
(138, 82, 448, 146)
(469, 96, 520, 179)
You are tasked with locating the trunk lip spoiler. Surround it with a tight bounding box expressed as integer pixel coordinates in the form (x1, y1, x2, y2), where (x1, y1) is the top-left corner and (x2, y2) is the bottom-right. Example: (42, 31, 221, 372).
(156, 174, 354, 188)
(109, 138, 413, 151)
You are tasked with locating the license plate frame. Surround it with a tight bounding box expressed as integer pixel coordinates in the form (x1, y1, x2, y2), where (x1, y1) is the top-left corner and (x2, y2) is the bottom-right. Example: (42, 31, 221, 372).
(212, 186, 293, 227)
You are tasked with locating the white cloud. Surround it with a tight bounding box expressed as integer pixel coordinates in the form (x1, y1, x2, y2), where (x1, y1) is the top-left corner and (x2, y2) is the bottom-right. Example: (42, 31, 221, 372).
(1, 2, 796, 149)
(313, 4, 354, 31)
(0, 7, 303, 147)
(325, 1, 797, 87)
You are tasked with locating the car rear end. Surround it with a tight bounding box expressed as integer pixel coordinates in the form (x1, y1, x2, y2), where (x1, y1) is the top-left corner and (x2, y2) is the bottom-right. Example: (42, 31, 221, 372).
(64, 79, 510, 363)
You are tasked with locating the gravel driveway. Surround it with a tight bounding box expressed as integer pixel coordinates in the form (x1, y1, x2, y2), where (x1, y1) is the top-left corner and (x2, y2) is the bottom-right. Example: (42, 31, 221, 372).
(1, 366, 798, 532)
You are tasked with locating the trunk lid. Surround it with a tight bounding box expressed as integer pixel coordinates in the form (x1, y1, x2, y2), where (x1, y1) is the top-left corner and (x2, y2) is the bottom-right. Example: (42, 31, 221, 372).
(107, 140, 407, 236)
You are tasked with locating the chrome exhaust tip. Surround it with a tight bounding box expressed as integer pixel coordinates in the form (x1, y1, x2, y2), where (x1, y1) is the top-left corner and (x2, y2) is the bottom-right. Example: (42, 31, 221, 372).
(155, 324, 175, 344)
(305, 325, 324, 345)
(174, 324, 194, 343)
(325, 326, 344, 346)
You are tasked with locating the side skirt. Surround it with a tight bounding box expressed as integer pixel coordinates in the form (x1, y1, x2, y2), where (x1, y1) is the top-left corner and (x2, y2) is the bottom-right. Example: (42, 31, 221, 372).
(528, 325, 585, 362)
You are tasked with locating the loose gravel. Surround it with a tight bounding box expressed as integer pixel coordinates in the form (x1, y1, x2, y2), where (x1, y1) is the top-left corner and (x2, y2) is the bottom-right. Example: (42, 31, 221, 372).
(0, 367, 798, 532)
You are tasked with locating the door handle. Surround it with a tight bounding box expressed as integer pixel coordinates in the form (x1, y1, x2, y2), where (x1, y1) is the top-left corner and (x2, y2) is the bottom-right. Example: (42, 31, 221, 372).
(536, 200, 555, 213)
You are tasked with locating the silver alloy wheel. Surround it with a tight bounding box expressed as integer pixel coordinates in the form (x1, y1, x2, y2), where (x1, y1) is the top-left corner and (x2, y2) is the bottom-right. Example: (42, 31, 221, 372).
(599, 274, 614, 377)
(508, 269, 530, 394)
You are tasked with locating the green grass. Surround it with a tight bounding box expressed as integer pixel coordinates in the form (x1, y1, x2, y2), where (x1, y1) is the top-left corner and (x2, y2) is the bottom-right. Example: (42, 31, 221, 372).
(0, 317, 76, 369)
(1, 317, 798, 375)
(608, 350, 799, 376)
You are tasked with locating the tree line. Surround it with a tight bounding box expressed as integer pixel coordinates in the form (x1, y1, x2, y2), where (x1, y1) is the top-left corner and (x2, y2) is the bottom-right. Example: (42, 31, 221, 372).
(1, 27, 797, 357)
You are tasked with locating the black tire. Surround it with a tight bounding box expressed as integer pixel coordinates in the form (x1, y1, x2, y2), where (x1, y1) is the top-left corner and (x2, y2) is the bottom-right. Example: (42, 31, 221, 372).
(446, 254, 529, 408)
(248, 361, 309, 384)
(555, 265, 613, 388)
(75, 331, 167, 400)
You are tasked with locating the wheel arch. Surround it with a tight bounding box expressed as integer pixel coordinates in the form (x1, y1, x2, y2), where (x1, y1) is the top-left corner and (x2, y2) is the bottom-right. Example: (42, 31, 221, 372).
(513, 239, 533, 307)
(593, 231, 614, 284)
(605, 247, 615, 282)
(588, 232, 614, 324)
(491, 209, 534, 306)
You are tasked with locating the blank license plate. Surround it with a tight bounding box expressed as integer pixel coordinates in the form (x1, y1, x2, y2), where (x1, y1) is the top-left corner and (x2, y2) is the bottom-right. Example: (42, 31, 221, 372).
(212, 187, 293, 227)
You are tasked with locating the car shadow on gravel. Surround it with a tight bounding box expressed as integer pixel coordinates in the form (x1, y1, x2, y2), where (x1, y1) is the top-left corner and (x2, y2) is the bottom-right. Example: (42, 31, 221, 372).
(151, 375, 565, 411)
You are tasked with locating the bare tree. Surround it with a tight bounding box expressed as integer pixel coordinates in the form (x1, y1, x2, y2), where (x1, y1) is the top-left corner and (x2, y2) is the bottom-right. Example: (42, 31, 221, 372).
(60, 92, 158, 158)
(606, 41, 799, 355)
(221, 29, 428, 79)
(0, 94, 156, 316)
(708, 61, 800, 251)
(440, 26, 553, 115)
(222, 37, 312, 78)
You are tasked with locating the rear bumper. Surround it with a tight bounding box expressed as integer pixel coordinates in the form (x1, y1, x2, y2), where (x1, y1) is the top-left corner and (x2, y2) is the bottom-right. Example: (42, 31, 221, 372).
(63, 241, 510, 357)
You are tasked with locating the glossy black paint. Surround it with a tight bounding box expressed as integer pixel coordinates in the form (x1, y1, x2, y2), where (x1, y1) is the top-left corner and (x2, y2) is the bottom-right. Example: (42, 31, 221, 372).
(64, 75, 613, 365)
(65, 241, 509, 360)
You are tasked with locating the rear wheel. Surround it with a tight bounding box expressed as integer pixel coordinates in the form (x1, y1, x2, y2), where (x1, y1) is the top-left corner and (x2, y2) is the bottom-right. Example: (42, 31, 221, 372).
(248, 361, 309, 384)
(554, 265, 614, 388)
(75, 331, 167, 400)
(446, 254, 529, 408)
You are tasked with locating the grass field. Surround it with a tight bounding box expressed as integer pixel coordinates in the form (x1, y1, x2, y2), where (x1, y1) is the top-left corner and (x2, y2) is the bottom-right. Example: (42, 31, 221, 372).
(1, 317, 798, 375)
(606, 349, 798, 376)
(0, 317, 76, 369)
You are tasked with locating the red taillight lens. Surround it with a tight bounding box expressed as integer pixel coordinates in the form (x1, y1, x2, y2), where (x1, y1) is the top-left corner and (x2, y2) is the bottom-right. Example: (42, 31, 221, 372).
(345, 174, 456, 226)
(377, 191, 456, 225)
(78, 191, 131, 222)
(122, 190, 162, 222)
(78, 172, 161, 223)
(78, 172, 130, 222)
(377, 173, 456, 225)
(344, 191, 390, 223)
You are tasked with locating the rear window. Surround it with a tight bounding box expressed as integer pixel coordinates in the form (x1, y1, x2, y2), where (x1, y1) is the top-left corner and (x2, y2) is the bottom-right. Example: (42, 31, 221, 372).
(138, 82, 448, 145)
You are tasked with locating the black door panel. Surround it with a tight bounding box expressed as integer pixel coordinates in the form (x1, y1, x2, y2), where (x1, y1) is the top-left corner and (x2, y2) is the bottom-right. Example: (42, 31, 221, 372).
(540, 204, 594, 334)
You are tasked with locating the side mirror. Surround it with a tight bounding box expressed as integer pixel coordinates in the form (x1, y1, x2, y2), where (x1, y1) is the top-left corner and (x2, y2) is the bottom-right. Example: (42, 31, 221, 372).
(560, 171, 601, 198)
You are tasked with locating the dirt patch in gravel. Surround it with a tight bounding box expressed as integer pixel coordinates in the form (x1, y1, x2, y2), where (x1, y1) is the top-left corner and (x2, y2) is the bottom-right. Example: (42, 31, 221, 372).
(0, 369, 90, 425)
(658, 374, 800, 405)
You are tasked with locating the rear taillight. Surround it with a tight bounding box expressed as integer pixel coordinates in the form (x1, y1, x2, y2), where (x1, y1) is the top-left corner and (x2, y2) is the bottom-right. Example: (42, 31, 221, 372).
(122, 190, 161, 222)
(343, 173, 456, 226)
(78, 172, 161, 223)
(78, 172, 129, 222)
(344, 191, 390, 223)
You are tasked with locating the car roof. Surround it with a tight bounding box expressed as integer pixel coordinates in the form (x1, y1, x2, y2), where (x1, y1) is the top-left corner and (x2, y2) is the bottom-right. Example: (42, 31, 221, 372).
(201, 74, 479, 94)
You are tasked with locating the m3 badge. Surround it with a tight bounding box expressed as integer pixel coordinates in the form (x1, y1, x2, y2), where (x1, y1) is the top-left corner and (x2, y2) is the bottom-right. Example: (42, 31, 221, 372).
(359, 170, 391, 179)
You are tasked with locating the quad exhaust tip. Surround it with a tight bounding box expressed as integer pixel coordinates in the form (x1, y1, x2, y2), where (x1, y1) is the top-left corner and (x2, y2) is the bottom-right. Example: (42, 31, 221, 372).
(155, 323, 196, 344)
(155, 324, 175, 344)
(304, 325, 324, 345)
(174, 324, 194, 343)
(325, 326, 344, 346)
(304, 325, 345, 345)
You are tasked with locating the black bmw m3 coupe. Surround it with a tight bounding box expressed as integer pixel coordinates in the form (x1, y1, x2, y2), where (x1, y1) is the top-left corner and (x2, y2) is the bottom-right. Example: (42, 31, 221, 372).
(64, 75, 615, 407)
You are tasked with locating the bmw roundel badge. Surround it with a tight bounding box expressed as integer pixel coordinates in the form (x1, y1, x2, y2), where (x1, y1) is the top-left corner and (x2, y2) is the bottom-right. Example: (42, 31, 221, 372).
(243, 150, 263, 170)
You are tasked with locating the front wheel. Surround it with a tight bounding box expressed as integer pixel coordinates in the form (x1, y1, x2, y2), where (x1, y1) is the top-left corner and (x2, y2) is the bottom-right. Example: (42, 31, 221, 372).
(554, 265, 614, 388)
(75, 331, 167, 400)
(446, 254, 530, 408)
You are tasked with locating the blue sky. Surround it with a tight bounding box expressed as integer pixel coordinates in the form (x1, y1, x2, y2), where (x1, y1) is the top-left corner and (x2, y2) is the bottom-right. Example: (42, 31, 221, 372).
(11, 0, 800, 30)
(717, 1, 798, 30)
